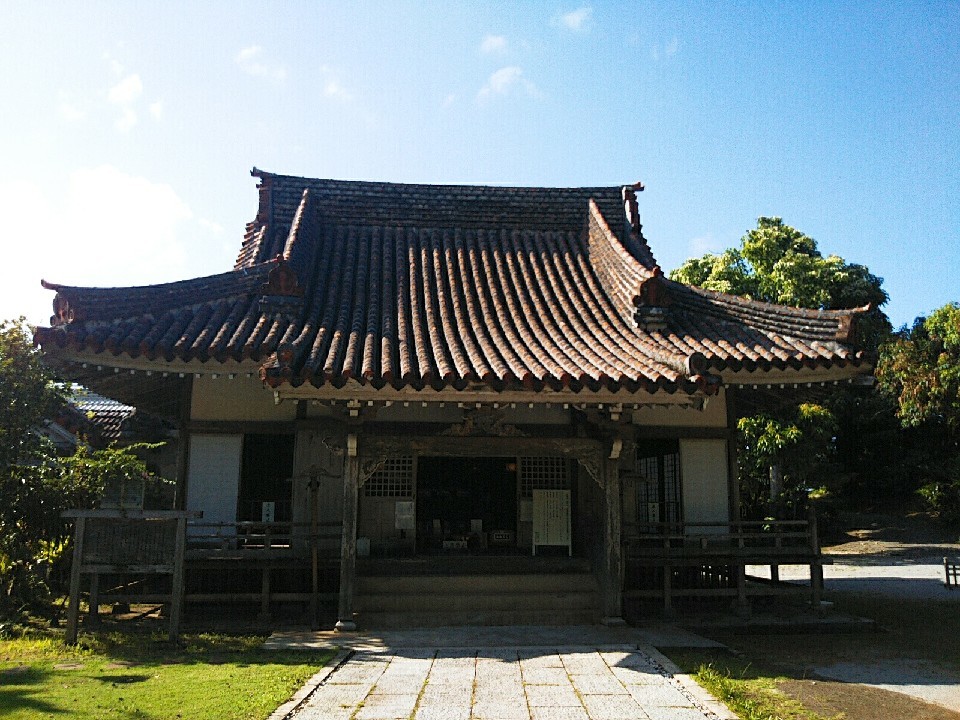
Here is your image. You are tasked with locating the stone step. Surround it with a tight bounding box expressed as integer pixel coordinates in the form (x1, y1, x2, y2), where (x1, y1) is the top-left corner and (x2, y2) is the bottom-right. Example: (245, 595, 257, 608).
(354, 608, 599, 629)
(357, 573, 597, 595)
(356, 590, 598, 613)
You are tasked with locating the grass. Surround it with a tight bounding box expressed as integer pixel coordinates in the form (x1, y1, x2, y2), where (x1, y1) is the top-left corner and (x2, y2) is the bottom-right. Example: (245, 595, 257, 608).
(668, 649, 839, 720)
(0, 627, 336, 720)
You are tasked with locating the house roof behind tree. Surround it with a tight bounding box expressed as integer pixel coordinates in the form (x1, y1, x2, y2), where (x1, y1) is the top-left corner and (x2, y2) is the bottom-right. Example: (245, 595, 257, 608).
(36, 169, 868, 396)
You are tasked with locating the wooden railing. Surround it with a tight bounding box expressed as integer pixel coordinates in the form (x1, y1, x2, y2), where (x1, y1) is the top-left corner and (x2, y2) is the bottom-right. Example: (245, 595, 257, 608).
(185, 520, 342, 559)
(622, 512, 826, 614)
(624, 518, 819, 560)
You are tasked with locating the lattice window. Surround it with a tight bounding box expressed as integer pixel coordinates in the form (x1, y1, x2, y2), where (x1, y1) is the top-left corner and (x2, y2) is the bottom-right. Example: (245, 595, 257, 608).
(519, 456, 569, 498)
(363, 456, 415, 497)
(636, 441, 682, 528)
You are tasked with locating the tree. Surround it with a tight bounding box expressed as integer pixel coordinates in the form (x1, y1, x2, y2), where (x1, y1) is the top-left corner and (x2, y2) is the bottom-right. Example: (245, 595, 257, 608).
(737, 403, 836, 518)
(0, 320, 65, 473)
(0, 320, 176, 620)
(877, 303, 960, 519)
(671, 218, 893, 517)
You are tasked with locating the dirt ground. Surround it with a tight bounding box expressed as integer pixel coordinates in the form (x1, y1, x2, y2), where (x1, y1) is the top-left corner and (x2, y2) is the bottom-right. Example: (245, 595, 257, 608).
(718, 512, 960, 719)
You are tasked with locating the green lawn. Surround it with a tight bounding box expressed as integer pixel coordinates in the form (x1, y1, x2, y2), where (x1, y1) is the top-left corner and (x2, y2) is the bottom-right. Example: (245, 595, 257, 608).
(0, 629, 335, 720)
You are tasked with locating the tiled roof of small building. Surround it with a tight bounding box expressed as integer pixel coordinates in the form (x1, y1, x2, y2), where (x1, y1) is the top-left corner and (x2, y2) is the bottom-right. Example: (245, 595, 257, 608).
(36, 170, 867, 394)
(71, 391, 136, 440)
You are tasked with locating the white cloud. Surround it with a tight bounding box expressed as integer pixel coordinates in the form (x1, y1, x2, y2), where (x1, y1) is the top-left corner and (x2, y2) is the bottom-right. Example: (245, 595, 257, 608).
(480, 34, 508, 55)
(58, 92, 86, 122)
(149, 100, 163, 120)
(0, 168, 194, 327)
(108, 73, 143, 131)
(555, 7, 592, 32)
(652, 37, 680, 61)
(318, 65, 353, 102)
(199, 218, 224, 235)
(235, 45, 287, 81)
(688, 234, 723, 258)
(476, 66, 542, 104)
(108, 73, 143, 106)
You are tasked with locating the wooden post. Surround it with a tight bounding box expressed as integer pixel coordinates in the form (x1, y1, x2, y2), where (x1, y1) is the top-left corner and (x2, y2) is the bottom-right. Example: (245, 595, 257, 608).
(169, 515, 187, 643)
(65, 517, 86, 644)
(335, 434, 359, 632)
(601, 455, 625, 625)
(174, 379, 193, 511)
(259, 567, 272, 621)
(734, 521, 750, 616)
(309, 473, 320, 630)
(808, 504, 824, 613)
(662, 563, 673, 617)
(87, 573, 100, 626)
(725, 386, 741, 523)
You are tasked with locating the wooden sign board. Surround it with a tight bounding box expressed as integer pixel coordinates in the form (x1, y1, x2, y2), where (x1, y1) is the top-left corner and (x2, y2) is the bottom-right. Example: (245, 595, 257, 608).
(532, 489, 571, 556)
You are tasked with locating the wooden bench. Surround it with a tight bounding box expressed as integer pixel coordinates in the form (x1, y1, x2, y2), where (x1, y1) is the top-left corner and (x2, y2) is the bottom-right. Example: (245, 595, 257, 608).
(944, 557, 960, 589)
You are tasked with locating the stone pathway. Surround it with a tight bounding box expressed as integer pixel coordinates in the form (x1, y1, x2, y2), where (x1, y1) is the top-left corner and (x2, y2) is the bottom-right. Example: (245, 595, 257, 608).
(283, 644, 730, 720)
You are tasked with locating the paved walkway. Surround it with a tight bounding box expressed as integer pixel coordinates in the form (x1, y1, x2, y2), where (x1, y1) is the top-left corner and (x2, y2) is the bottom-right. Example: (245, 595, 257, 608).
(267, 626, 734, 720)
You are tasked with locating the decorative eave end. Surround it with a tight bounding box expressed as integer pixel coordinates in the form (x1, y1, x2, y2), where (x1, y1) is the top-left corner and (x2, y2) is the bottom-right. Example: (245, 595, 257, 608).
(633, 274, 671, 332)
(259, 256, 304, 319)
(835, 303, 872, 343)
(43, 280, 80, 326)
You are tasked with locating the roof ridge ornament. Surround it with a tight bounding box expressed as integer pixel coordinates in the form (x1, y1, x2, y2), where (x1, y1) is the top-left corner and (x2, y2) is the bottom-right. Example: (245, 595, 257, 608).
(622, 181, 644, 235)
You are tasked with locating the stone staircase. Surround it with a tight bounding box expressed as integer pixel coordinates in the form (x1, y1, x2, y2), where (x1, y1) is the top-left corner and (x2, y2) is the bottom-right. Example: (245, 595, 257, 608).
(354, 557, 600, 628)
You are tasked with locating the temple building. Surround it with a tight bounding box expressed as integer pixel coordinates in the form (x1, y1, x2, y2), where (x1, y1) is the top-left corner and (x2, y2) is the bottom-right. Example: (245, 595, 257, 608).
(36, 170, 869, 628)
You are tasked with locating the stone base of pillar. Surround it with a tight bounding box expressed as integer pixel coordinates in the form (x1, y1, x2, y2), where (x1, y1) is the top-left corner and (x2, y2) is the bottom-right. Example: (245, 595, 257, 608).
(600, 616, 627, 627)
(334, 619, 357, 632)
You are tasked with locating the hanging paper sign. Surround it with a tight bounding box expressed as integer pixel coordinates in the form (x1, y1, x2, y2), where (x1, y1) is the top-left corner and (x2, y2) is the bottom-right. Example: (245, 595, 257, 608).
(532, 489, 571, 556)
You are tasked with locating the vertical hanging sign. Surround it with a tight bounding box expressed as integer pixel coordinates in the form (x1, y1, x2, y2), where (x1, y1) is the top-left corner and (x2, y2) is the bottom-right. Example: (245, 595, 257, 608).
(532, 489, 572, 556)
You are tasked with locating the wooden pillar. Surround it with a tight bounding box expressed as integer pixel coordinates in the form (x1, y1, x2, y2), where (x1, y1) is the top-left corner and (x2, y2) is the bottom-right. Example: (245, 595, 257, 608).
(87, 573, 100, 626)
(662, 563, 673, 617)
(601, 453, 625, 626)
(168, 515, 187, 643)
(725, 386, 741, 522)
(335, 434, 359, 632)
(809, 504, 825, 613)
(174, 379, 193, 511)
(65, 517, 86, 645)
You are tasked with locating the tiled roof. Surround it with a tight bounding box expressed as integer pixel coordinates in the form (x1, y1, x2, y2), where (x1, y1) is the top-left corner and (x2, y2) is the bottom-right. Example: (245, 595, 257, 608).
(36, 172, 867, 394)
(71, 391, 135, 440)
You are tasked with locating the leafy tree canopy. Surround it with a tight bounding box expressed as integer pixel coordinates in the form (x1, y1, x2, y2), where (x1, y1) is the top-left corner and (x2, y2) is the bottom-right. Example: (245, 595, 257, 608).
(878, 303, 960, 435)
(0, 320, 65, 473)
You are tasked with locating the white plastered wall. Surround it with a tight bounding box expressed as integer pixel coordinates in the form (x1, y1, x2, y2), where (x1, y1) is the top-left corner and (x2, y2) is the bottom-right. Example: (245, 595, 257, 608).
(185, 434, 243, 527)
(679, 438, 730, 532)
(191, 375, 297, 422)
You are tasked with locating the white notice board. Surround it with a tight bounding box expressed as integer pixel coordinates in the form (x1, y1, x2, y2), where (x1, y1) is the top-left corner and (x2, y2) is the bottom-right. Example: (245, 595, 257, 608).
(532, 489, 572, 556)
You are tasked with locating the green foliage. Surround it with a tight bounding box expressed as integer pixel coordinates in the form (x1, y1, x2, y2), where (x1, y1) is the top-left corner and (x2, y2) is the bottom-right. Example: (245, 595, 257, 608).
(878, 303, 960, 431)
(878, 303, 960, 518)
(0, 318, 176, 619)
(737, 403, 837, 517)
(0, 320, 65, 474)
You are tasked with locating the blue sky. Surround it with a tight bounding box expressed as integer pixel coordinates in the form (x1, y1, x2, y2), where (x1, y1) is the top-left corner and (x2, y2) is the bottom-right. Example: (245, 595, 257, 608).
(2, 2, 957, 330)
